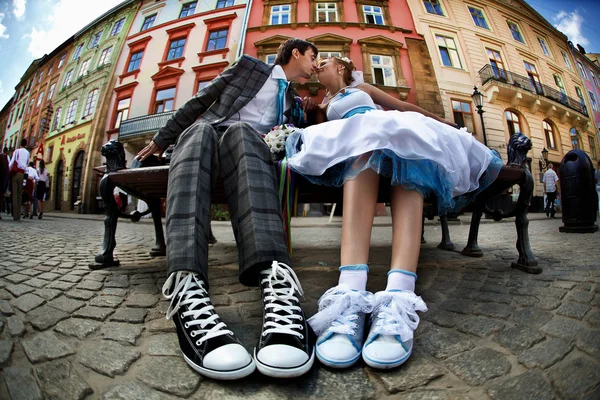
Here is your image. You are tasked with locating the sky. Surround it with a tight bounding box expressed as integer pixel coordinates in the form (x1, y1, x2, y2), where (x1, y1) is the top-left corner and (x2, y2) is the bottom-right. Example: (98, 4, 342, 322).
(0, 0, 600, 110)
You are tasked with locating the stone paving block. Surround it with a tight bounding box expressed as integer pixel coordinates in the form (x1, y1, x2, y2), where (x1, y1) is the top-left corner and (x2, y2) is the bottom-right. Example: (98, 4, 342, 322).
(511, 308, 553, 327)
(76, 280, 103, 291)
(65, 289, 96, 300)
(19, 268, 43, 277)
(27, 304, 70, 330)
(566, 290, 595, 304)
(511, 295, 539, 307)
(148, 317, 176, 333)
(0, 340, 14, 366)
(376, 357, 445, 393)
(22, 331, 75, 363)
(46, 280, 76, 291)
(73, 305, 115, 321)
(583, 310, 600, 327)
(102, 381, 179, 400)
(35, 359, 94, 400)
(0, 299, 15, 315)
(24, 278, 49, 289)
(100, 288, 129, 297)
(110, 308, 148, 323)
(438, 299, 474, 314)
(445, 348, 511, 386)
(455, 315, 506, 337)
(137, 356, 202, 397)
(493, 325, 544, 356)
(48, 296, 86, 313)
(576, 329, 600, 357)
(100, 322, 144, 345)
(555, 301, 591, 320)
(5, 273, 29, 284)
(6, 315, 26, 337)
(59, 274, 83, 283)
(147, 333, 180, 356)
(37, 272, 62, 281)
(132, 284, 158, 294)
(421, 310, 460, 328)
(472, 302, 514, 319)
(55, 318, 102, 339)
(552, 281, 577, 290)
(417, 329, 474, 359)
(0, 289, 11, 300)
(518, 338, 573, 369)
(11, 293, 45, 312)
(4, 367, 43, 400)
(536, 296, 562, 310)
(475, 292, 512, 304)
(78, 342, 141, 378)
(104, 276, 130, 288)
(548, 356, 600, 400)
(541, 316, 583, 341)
(488, 369, 554, 400)
(34, 288, 63, 301)
(90, 295, 125, 308)
(125, 293, 158, 308)
(6, 283, 35, 297)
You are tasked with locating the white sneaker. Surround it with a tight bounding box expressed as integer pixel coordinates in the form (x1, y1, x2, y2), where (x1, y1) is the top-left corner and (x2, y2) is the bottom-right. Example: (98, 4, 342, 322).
(362, 290, 427, 369)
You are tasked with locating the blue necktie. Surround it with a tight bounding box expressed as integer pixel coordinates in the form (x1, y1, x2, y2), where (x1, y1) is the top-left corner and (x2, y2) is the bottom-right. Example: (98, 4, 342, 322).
(276, 79, 287, 126)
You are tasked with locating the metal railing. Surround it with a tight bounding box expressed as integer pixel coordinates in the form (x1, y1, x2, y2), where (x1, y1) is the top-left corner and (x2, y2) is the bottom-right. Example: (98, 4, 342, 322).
(479, 64, 588, 117)
(118, 111, 175, 140)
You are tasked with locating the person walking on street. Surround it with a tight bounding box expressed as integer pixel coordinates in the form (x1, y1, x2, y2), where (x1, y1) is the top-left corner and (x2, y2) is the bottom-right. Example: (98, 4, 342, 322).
(24, 161, 38, 219)
(37, 159, 48, 219)
(8, 139, 30, 221)
(0, 147, 9, 220)
(595, 161, 600, 218)
(543, 163, 560, 218)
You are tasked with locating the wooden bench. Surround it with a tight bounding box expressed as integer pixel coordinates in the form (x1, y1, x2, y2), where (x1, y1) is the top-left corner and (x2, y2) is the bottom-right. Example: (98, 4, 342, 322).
(90, 133, 540, 274)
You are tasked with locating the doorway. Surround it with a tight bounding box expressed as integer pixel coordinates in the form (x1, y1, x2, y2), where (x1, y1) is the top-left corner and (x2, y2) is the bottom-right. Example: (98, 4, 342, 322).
(55, 160, 64, 211)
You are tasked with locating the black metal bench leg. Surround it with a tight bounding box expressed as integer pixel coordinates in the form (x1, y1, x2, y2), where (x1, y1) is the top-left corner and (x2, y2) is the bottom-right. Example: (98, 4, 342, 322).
(462, 209, 483, 257)
(91, 175, 121, 269)
(148, 198, 166, 257)
(437, 215, 455, 251)
(511, 171, 540, 274)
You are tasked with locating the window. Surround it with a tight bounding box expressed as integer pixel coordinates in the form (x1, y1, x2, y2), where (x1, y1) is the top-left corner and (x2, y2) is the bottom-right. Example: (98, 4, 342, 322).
(48, 65, 53, 76)
(197, 81, 211, 91)
(179, 2, 197, 18)
(78, 59, 90, 77)
(98, 47, 113, 66)
(589, 136, 598, 159)
(127, 51, 143, 72)
(577, 61, 588, 79)
(468, 7, 488, 29)
(424, 0, 444, 16)
(48, 83, 56, 100)
(554, 74, 566, 95)
(318, 51, 342, 59)
(363, 5, 384, 25)
(62, 70, 73, 88)
(371, 55, 395, 86)
(265, 54, 277, 65)
(590, 71, 599, 87)
(89, 31, 103, 49)
(65, 99, 78, 124)
(451, 100, 475, 132)
(507, 21, 524, 43)
(37, 91, 45, 107)
(83, 89, 99, 117)
(37, 71, 44, 83)
(114, 98, 131, 129)
(270, 5, 290, 25)
(524, 62, 542, 94)
(543, 120, 556, 150)
(505, 111, 522, 135)
(206, 30, 227, 52)
(538, 37, 550, 57)
(570, 127, 580, 149)
(575, 86, 586, 109)
(110, 18, 125, 36)
(167, 39, 186, 60)
(52, 108, 62, 130)
(562, 51, 572, 70)
(153, 87, 176, 113)
(46, 145, 53, 163)
(58, 53, 66, 69)
(317, 3, 338, 22)
(487, 48, 506, 80)
(216, 0, 234, 8)
(589, 91, 599, 112)
(72, 43, 84, 60)
(436, 35, 462, 69)
(141, 14, 156, 31)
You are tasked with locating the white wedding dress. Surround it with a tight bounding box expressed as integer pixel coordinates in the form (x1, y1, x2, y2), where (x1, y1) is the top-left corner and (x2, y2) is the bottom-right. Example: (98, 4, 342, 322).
(286, 88, 503, 213)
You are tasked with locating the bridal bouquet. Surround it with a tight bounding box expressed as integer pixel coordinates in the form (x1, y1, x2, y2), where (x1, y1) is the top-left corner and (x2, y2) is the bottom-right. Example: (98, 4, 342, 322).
(263, 124, 298, 161)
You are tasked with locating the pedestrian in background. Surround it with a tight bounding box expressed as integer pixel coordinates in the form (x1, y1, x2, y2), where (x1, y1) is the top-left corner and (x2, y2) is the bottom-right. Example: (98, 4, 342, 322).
(37, 159, 48, 219)
(543, 163, 560, 218)
(595, 160, 600, 218)
(8, 139, 29, 221)
(24, 161, 38, 219)
(0, 147, 8, 220)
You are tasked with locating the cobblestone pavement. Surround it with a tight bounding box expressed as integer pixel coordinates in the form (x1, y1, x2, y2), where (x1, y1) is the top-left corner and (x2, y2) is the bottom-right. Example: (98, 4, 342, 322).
(0, 213, 599, 400)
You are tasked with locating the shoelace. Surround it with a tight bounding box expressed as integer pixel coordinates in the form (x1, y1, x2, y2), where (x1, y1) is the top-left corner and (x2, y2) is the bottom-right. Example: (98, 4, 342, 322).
(370, 291, 428, 342)
(162, 271, 233, 346)
(308, 285, 374, 336)
(260, 261, 305, 339)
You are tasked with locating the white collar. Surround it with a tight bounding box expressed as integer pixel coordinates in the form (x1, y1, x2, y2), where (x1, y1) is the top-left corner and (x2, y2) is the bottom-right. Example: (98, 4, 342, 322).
(271, 65, 289, 86)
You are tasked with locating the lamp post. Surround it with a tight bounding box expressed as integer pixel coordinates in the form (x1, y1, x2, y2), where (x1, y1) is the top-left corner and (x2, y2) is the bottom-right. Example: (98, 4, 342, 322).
(471, 86, 488, 147)
(539, 147, 549, 182)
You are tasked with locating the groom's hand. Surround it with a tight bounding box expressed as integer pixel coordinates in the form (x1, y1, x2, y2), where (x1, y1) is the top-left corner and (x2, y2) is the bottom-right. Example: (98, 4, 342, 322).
(136, 141, 163, 162)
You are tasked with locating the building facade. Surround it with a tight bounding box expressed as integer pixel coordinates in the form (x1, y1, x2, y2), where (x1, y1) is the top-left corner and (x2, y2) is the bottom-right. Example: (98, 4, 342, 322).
(0, 98, 13, 150)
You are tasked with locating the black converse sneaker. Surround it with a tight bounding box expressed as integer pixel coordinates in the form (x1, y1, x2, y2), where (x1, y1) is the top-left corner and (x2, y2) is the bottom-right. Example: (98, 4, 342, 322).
(163, 271, 256, 380)
(254, 261, 315, 378)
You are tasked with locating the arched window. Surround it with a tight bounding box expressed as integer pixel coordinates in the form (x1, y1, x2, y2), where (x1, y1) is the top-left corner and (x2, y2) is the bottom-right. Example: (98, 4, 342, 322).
(505, 110, 522, 135)
(570, 127, 580, 149)
(543, 120, 556, 150)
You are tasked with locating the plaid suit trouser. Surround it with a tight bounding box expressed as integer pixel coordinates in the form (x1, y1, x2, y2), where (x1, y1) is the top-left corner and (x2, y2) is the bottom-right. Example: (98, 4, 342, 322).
(166, 121, 291, 286)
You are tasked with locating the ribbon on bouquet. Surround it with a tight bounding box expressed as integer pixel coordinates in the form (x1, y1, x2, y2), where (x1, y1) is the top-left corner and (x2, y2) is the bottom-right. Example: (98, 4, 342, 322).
(277, 157, 295, 254)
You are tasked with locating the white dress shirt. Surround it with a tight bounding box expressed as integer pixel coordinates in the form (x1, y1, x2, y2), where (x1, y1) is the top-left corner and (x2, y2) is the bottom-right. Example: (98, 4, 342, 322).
(9, 148, 30, 171)
(222, 64, 290, 134)
(543, 169, 559, 193)
(38, 168, 49, 184)
(27, 166, 39, 182)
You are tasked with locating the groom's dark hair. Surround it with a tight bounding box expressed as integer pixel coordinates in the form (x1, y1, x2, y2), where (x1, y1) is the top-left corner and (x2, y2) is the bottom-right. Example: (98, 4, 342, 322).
(274, 38, 318, 66)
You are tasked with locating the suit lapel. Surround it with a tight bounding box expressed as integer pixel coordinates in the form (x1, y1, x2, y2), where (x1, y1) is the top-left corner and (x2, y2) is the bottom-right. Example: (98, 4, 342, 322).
(227, 62, 273, 117)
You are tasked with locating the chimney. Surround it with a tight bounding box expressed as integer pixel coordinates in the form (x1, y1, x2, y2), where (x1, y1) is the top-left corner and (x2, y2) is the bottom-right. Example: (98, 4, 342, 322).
(577, 44, 586, 54)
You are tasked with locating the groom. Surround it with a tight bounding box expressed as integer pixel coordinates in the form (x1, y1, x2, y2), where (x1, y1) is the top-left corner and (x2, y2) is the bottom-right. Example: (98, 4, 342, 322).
(137, 38, 318, 380)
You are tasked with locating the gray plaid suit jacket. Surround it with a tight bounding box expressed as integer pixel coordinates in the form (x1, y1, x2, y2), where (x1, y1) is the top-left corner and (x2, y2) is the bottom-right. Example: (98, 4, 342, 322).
(153, 55, 301, 149)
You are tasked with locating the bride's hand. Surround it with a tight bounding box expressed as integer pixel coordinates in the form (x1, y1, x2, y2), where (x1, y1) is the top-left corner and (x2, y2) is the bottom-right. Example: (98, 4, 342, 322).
(301, 96, 317, 112)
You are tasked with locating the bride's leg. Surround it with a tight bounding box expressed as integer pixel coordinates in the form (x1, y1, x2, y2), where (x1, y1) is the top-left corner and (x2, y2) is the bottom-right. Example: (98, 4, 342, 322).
(390, 185, 423, 276)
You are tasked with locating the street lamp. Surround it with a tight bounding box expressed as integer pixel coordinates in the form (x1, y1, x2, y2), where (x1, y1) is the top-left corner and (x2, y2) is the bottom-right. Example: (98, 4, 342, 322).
(539, 147, 549, 182)
(471, 86, 488, 147)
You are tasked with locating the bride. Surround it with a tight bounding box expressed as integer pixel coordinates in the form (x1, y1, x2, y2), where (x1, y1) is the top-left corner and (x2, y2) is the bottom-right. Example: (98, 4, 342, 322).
(287, 56, 503, 370)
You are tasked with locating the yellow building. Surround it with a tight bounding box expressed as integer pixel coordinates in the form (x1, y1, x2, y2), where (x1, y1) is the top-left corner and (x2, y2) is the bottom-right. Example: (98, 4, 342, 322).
(407, 0, 598, 203)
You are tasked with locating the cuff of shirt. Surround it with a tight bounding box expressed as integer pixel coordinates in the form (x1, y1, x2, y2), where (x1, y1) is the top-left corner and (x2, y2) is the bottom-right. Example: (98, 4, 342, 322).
(152, 133, 168, 150)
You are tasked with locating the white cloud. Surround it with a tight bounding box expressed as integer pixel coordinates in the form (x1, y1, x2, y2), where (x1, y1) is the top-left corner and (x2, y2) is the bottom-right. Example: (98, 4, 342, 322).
(0, 12, 8, 39)
(25, 0, 123, 58)
(12, 0, 26, 20)
(553, 10, 590, 48)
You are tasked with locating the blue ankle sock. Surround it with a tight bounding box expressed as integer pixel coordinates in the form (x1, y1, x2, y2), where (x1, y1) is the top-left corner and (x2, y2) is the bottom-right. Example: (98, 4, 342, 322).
(338, 264, 369, 291)
(386, 269, 416, 292)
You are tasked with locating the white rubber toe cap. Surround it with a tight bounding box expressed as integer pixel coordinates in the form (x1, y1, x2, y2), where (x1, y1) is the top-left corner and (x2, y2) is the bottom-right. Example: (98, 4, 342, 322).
(256, 344, 309, 368)
(203, 343, 253, 371)
(317, 334, 360, 363)
(362, 337, 411, 368)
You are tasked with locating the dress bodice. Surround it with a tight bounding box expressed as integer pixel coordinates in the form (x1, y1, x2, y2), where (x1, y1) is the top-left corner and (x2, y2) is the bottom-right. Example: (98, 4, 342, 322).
(326, 88, 377, 121)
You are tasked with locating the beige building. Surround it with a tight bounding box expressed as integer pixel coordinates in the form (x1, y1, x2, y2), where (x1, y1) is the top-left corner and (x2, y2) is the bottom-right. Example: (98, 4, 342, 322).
(407, 0, 597, 202)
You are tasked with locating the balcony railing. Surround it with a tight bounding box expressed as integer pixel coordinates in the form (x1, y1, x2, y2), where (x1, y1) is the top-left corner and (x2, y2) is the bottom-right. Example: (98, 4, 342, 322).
(479, 64, 588, 117)
(118, 111, 175, 140)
